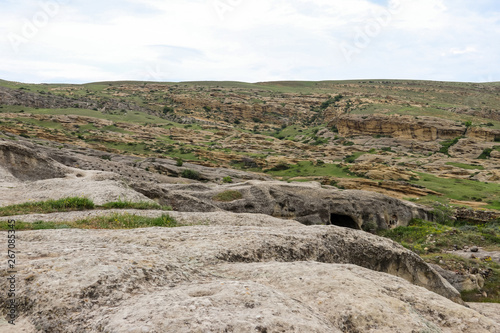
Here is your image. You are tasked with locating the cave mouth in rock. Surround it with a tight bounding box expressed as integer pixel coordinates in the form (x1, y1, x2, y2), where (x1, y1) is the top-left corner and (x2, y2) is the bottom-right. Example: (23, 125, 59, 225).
(330, 213, 359, 229)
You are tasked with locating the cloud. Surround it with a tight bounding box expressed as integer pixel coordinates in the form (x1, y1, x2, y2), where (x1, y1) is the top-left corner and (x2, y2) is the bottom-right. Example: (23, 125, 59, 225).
(0, 0, 498, 83)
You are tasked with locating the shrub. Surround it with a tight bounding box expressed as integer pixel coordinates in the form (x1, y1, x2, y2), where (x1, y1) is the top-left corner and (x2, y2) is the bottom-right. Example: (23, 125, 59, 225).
(176, 158, 183, 167)
(268, 162, 290, 171)
(345, 154, 358, 163)
(222, 176, 233, 183)
(163, 106, 174, 114)
(320, 94, 343, 109)
(478, 148, 493, 159)
(439, 137, 462, 155)
(362, 221, 378, 233)
(181, 169, 201, 180)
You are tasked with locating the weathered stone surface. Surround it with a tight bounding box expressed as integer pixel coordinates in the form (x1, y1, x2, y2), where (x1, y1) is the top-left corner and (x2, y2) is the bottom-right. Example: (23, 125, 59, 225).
(337, 114, 467, 141)
(1, 220, 496, 333)
(156, 180, 433, 229)
(0, 141, 68, 181)
(0, 139, 433, 229)
(430, 264, 485, 292)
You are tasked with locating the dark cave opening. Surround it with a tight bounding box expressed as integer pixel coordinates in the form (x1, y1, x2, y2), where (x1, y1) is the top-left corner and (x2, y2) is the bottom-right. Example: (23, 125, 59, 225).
(330, 213, 359, 229)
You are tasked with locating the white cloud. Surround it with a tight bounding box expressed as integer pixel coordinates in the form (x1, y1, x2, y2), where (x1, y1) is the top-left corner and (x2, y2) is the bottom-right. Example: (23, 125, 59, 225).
(0, 0, 498, 83)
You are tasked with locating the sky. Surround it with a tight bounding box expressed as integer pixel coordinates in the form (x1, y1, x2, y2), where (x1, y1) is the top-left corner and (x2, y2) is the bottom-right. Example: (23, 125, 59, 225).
(0, 0, 499, 84)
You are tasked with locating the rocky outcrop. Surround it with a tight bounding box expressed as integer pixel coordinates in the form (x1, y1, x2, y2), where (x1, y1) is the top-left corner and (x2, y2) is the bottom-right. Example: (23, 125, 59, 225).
(0, 86, 150, 114)
(336, 114, 500, 143)
(2, 216, 497, 333)
(467, 126, 500, 142)
(455, 207, 500, 223)
(137, 180, 433, 229)
(0, 141, 68, 181)
(348, 162, 419, 181)
(431, 264, 485, 292)
(337, 114, 467, 141)
(0, 139, 432, 229)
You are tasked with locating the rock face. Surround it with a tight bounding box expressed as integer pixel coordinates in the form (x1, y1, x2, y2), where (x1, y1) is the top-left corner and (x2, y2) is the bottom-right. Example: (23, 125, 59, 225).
(337, 114, 467, 141)
(431, 264, 485, 292)
(0, 86, 149, 114)
(0, 141, 68, 181)
(131, 180, 433, 229)
(337, 114, 500, 143)
(2, 215, 497, 333)
(0, 139, 432, 230)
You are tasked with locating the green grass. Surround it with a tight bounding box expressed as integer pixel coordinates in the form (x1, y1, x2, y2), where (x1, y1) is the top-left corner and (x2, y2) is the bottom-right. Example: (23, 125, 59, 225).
(379, 218, 500, 302)
(1, 106, 172, 125)
(13, 117, 65, 130)
(423, 253, 500, 303)
(74, 213, 177, 229)
(101, 200, 171, 210)
(0, 197, 95, 216)
(213, 190, 243, 202)
(0, 198, 172, 217)
(439, 137, 462, 155)
(445, 162, 485, 170)
(0, 213, 178, 230)
(265, 161, 355, 180)
(344, 151, 366, 163)
(378, 219, 500, 254)
(411, 173, 500, 209)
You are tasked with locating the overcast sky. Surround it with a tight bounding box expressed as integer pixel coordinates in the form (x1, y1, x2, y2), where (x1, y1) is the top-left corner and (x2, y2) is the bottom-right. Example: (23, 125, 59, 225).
(0, 0, 498, 84)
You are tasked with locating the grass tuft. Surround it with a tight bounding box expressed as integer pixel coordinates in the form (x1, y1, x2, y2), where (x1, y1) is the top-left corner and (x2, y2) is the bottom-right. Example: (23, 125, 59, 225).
(101, 200, 171, 210)
(0, 213, 177, 231)
(0, 197, 95, 217)
(213, 190, 243, 202)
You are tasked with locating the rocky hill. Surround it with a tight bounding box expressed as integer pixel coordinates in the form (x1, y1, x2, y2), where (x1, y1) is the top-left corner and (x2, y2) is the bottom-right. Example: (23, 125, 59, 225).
(1, 79, 500, 332)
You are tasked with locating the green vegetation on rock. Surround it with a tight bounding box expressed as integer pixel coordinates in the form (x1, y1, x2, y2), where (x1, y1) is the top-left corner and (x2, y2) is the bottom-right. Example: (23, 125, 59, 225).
(213, 190, 243, 202)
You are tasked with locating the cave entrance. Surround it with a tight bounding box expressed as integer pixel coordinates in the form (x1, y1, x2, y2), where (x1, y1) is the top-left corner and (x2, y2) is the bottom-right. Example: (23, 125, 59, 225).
(330, 213, 359, 229)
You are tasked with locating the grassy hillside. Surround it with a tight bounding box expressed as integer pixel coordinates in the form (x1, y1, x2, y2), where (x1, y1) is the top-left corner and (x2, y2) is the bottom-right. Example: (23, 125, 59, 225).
(1, 78, 500, 211)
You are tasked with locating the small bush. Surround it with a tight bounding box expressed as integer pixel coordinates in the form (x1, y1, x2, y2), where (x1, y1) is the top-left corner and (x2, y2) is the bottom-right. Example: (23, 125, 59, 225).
(222, 176, 233, 183)
(213, 190, 243, 202)
(181, 169, 201, 180)
(362, 221, 378, 232)
(267, 162, 290, 172)
(176, 158, 183, 167)
(163, 106, 174, 114)
(344, 155, 357, 163)
(478, 148, 493, 159)
(439, 137, 462, 155)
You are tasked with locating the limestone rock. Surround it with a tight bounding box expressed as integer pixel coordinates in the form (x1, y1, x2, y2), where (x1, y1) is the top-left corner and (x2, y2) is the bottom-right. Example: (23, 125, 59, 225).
(2, 222, 496, 332)
(337, 114, 467, 141)
(154, 180, 432, 229)
(430, 264, 485, 292)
